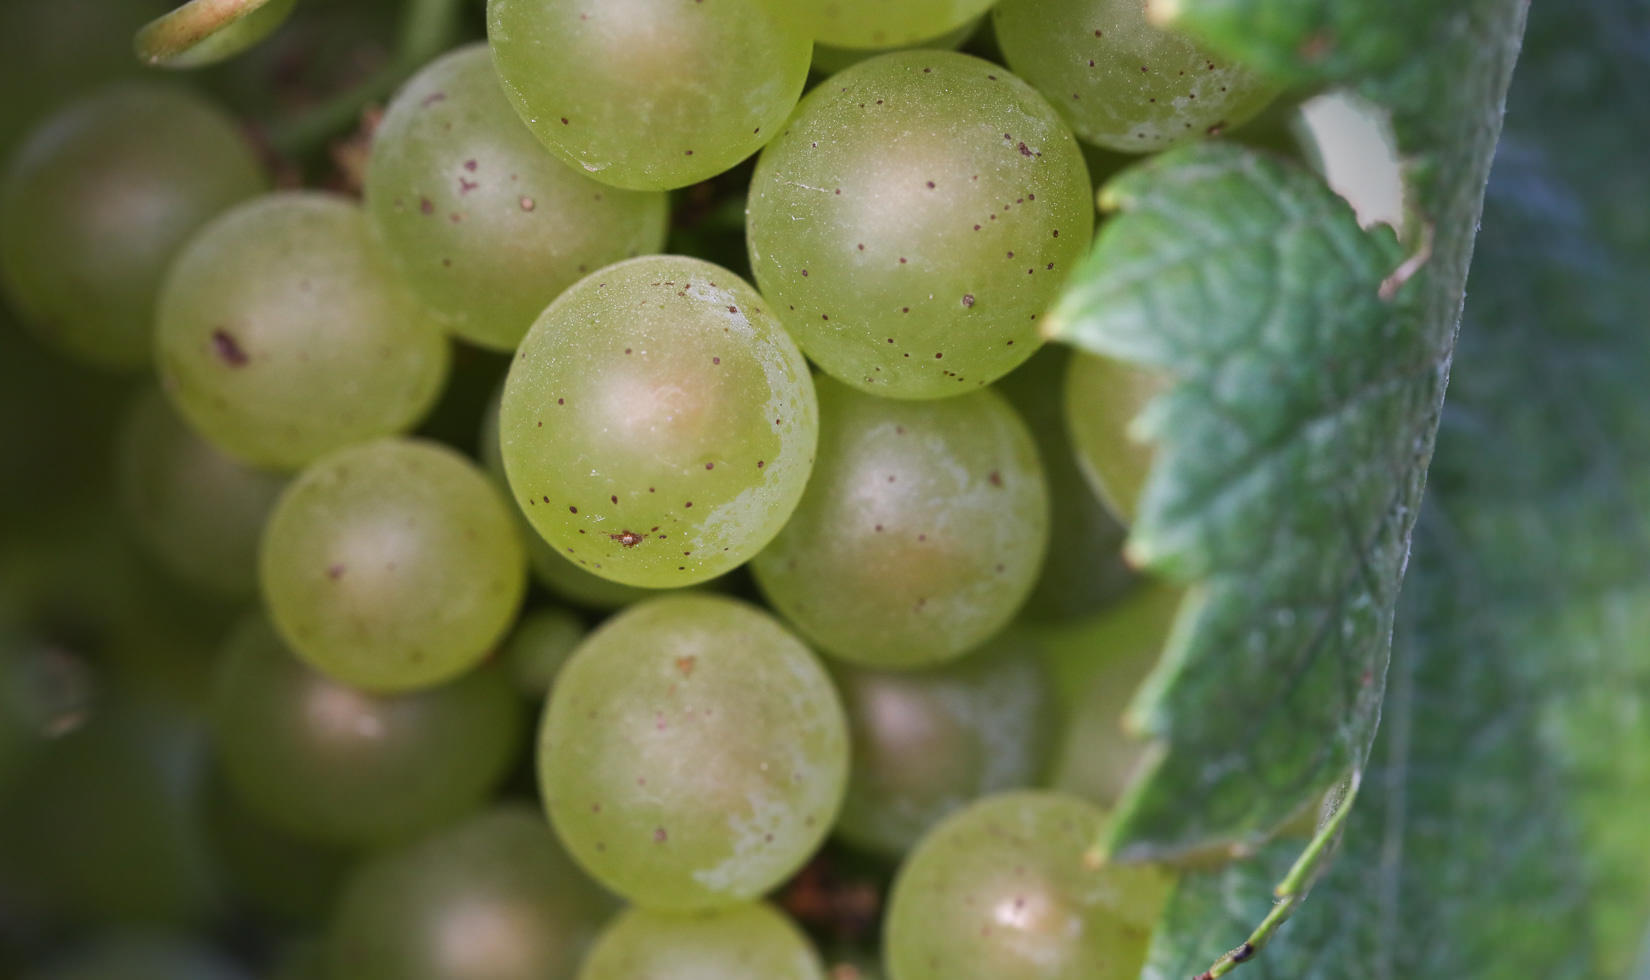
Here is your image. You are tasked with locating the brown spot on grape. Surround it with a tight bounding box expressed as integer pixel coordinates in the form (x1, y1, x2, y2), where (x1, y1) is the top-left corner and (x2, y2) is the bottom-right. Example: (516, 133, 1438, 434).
(459, 177, 478, 194)
(327, 564, 345, 580)
(989, 470, 1003, 487)
(962, 294, 975, 307)
(611, 530, 645, 547)
(210, 328, 248, 367)
(420, 92, 446, 107)
(569, 505, 578, 514)
(676, 656, 696, 676)
(420, 198, 433, 215)
(520, 197, 536, 211)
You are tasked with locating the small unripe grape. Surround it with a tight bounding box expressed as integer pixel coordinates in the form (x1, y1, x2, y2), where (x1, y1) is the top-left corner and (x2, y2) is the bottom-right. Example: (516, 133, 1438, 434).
(500, 255, 817, 589)
(488, 0, 812, 190)
(748, 52, 1092, 398)
(0, 84, 264, 370)
(993, 0, 1278, 152)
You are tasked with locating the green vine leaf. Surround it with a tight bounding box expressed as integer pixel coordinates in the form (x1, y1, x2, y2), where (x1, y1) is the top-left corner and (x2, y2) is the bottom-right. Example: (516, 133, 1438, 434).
(1045, 0, 1531, 972)
(1139, 0, 1650, 976)
(1046, 142, 1414, 863)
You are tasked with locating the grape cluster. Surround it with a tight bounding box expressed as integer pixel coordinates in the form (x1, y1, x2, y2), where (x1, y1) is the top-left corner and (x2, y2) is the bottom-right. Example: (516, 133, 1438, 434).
(0, 1, 1280, 977)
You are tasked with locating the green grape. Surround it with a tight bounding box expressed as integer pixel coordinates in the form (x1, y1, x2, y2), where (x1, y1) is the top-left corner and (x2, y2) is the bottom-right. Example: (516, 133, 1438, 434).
(832, 632, 1055, 859)
(994, 347, 1134, 620)
(155, 192, 450, 471)
(578, 904, 826, 980)
(502, 607, 587, 698)
(365, 44, 669, 351)
(326, 806, 614, 980)
(810, 0, 994, 49)
(884, 792, 1171, 980)
(539, 595, 848, 909)
(116, 388, 287, 600)
(500, 255, 817, 589)
(0, 84, 264, 370)
(24, 932, 249, 980)
(1041, 582, 1180, 807)
(810, 17, 981, 76)
(260, 437, 526, 692)
(203, 771, 351, 926)
(747, 52, 1092, 399)
(211, 615, 524, 847)
(1064, 351, 1169, 525)
(992, 0, 1278, 153)
(487, 0, 812, 191)
(479, 386, 654, 609)
(0, 698, 218, 927)
(751, 378, 1049, 669)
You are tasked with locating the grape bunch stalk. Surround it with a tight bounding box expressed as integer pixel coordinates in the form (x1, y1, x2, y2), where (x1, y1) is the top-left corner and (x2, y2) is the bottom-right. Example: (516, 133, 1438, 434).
(0, 0, 1328, 977)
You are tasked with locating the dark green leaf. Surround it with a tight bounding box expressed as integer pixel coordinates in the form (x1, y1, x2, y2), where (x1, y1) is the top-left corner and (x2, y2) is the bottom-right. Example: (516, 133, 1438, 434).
(1146, 0, 1650, 976)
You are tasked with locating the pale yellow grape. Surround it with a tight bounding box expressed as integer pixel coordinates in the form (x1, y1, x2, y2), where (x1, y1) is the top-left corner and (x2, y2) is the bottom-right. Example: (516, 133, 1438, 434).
(578, 904, 826, 980)
(1064, 351, 1169, 525)
(488, 0, 811, 190)
(884, 792, 1171, 980)
(811, 0, 994, 49)
(259, 438, 526, 692)
(155, 192, 449, 470)
(539, 595, 848, 909)
(366, 44, 668, 350)
(747, 52, 1092, 398)
(751, 378, 1049, 668)
(500, 256, 817, 588)
(993, 0, 1278, 152)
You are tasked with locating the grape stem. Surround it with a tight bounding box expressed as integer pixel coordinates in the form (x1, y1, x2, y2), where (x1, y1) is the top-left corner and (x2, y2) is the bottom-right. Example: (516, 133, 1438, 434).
(1194, 775, 1362, 979)
(135, 0, 285, 65)
(264, 0, 463, 159)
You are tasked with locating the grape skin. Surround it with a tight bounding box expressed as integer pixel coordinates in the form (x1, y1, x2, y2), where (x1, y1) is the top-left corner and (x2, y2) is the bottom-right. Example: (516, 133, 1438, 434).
(992, 0, 1278, 152)
(0, 84, 264, 370)
(501, 607, 588, 699)
(752, 378, 1049, 669)
(747, 51, 1093, 399)
(500, 255, 817, 589)
(259, 438, 526, 693)
(117, 388, 287, 601)
(366, 44, 668, 351)
(155, 192, 450, 471)
(480, 383, 656, 609)
(539, 595, 849, 910)
(487, 0, 811, 191)
(884, 792, 1171, 980)
(326, 807, 613, 980)
(577, 903, 827, 980)
(212, 616, 523, 847)
(1064, 351, 1168, 525)
(809, 0, 995, 50)
(832, 632, 1056, 858)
